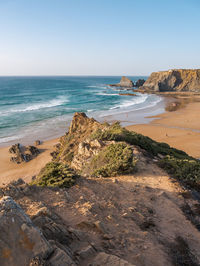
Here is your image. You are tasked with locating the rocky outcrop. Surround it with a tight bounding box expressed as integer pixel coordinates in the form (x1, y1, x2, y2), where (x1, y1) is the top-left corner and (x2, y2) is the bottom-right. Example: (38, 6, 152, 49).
(135, 79, 145, 87)
(109, 77, 146, 89)
(9, 144, 40, 164)
(69, 112, 99, 135)
(109, 76, 134, 88)
(118, 76, 134, 87)
(0, 196, 52, 266)
(141, 69, 200, 92)
(0, 196, 76, 266)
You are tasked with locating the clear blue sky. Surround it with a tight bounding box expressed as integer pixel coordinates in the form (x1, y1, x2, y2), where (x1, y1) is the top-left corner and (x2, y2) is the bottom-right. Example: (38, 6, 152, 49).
(0, 0, 199, 75)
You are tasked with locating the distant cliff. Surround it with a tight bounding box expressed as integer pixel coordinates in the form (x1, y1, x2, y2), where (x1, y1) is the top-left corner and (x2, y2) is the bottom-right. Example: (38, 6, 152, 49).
(141, 69, 200, 92)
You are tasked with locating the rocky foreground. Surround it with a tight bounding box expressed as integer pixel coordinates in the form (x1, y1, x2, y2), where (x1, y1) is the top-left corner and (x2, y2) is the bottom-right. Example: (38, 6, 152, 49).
(141, 69, 200, 92)
(1, 113, 200, 265)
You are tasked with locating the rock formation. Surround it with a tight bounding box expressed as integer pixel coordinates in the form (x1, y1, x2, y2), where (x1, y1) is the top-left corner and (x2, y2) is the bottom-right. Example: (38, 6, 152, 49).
(109, 77, 146, 89)
(109, 76, 134, 88)
(118, 76, 134, 87)
(141, 69, 200, 92)
(0, 196, 52, 266)
(135, 79, 145, 87)
(9, 144, 40, 164)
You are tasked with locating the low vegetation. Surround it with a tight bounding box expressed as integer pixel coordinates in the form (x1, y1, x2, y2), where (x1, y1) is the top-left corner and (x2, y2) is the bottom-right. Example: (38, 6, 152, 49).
(89, 142, 137, 177)
(31, 162, 78, 188)
(159, 156, 200, 188)
(91, 122, 188, 159)
(91, 122, 200, 189)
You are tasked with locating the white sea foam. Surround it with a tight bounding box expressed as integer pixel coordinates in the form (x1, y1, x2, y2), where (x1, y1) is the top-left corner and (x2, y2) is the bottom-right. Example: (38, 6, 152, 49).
(96, 92, 119, 96)
(87, 85, 108, 89)
(0, 135, 23, 143)
(110, 94, 148, 110)
(0, 96, 69, 115)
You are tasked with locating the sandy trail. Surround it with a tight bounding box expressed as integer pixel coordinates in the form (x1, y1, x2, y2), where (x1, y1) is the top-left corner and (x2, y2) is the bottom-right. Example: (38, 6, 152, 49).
(13, 160, 200, 266)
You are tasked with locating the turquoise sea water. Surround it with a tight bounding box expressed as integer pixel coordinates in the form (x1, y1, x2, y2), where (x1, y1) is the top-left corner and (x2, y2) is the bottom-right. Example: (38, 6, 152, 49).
(0, 76, 163, 146)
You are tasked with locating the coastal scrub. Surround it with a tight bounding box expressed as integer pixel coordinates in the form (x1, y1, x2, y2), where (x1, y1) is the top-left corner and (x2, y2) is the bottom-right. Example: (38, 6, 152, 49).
(31, 162, 78, 188)
(90, 121, 200, 188)
(90, 142, 137, 177)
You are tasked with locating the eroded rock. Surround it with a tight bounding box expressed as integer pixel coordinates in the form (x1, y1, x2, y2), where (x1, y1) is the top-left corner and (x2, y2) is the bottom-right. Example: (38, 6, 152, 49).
(0, 196, 52, 266)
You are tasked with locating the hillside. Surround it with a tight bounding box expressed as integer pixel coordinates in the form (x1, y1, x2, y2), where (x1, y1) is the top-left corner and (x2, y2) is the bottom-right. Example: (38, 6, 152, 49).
(1, 113, 200, 266)
(141, 69, 200, 92)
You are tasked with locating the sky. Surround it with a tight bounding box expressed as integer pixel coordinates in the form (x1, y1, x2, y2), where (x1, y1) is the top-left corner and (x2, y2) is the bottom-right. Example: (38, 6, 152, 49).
(0, 0, 199, 76)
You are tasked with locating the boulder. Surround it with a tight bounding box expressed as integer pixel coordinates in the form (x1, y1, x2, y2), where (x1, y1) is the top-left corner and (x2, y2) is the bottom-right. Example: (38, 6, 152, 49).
(26, 145, 40, 156)
(9, 143, 21, 154)
(141, 69, 200, 92)
(9, 144, 40, 164)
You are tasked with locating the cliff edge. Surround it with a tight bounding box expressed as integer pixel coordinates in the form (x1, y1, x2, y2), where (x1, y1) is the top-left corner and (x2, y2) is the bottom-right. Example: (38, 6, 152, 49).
(141, 69, 200, 92)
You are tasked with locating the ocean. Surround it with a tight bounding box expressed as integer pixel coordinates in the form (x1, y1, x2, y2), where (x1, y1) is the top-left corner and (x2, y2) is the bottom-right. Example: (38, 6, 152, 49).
(0, 76, 164, 146)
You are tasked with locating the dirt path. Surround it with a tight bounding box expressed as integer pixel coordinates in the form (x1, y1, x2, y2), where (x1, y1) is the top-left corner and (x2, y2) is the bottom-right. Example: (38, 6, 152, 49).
(12, 160, 200, 266)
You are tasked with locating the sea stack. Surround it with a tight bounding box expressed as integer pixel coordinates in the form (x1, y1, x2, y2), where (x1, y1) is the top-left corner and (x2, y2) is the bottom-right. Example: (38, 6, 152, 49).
(141, 69, 200, 92)
(109, 76, 134, 88)
(118, 76, 134, 87)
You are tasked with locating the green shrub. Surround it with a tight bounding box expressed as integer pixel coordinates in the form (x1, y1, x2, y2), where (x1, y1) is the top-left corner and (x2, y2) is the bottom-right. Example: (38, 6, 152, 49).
(31, 162, 78, 188)
(90, 142, 137, 177)
(91, 122, 189, 159)
(90, 122, 200, 188)
(159, 156, 200, 188)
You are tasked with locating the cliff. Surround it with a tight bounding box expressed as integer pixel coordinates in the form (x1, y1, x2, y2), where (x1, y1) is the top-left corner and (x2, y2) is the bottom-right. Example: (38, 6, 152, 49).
(142, 69, 200, 92)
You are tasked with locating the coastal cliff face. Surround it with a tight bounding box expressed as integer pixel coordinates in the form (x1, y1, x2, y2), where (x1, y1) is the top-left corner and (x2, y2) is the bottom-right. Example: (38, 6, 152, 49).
(142, 69, 200, 92)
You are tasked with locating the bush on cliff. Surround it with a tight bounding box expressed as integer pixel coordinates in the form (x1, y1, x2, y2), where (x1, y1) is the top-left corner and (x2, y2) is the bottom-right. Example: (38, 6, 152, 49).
(91, 122, 200, 188)
(89, 142, 137, 177)
(91, 122, 188, 159)
(31, 162, 78, 188)
(159, 156, 200, 188)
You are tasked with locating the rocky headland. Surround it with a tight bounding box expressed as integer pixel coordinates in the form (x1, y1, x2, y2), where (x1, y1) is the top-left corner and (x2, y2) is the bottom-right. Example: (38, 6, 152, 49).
(1, 113, 200, 265)
(140, 69, 200, 93)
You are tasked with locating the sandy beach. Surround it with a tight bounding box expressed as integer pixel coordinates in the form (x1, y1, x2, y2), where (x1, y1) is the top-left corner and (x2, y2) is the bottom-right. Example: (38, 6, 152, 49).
(127, 101, 200, 158)
(0, 100, 200, 187)
(0, 138, 59, 186)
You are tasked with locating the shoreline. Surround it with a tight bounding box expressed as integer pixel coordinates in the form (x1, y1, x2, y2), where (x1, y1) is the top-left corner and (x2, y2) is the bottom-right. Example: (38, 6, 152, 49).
(0, 97, 199, 186)
(0, 93, 166, 148)
(126, 101, 200, 158)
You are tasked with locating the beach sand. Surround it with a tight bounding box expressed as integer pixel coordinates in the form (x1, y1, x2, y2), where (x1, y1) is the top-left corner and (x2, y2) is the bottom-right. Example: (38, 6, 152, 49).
(0, 138, 59, 186)
(126, 102, 200, 158)
(0, 101, 199, 187)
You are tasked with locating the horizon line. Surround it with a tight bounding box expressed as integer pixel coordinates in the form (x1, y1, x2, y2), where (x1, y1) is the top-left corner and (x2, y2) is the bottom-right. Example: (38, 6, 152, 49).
(0, 74, 149, 77)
